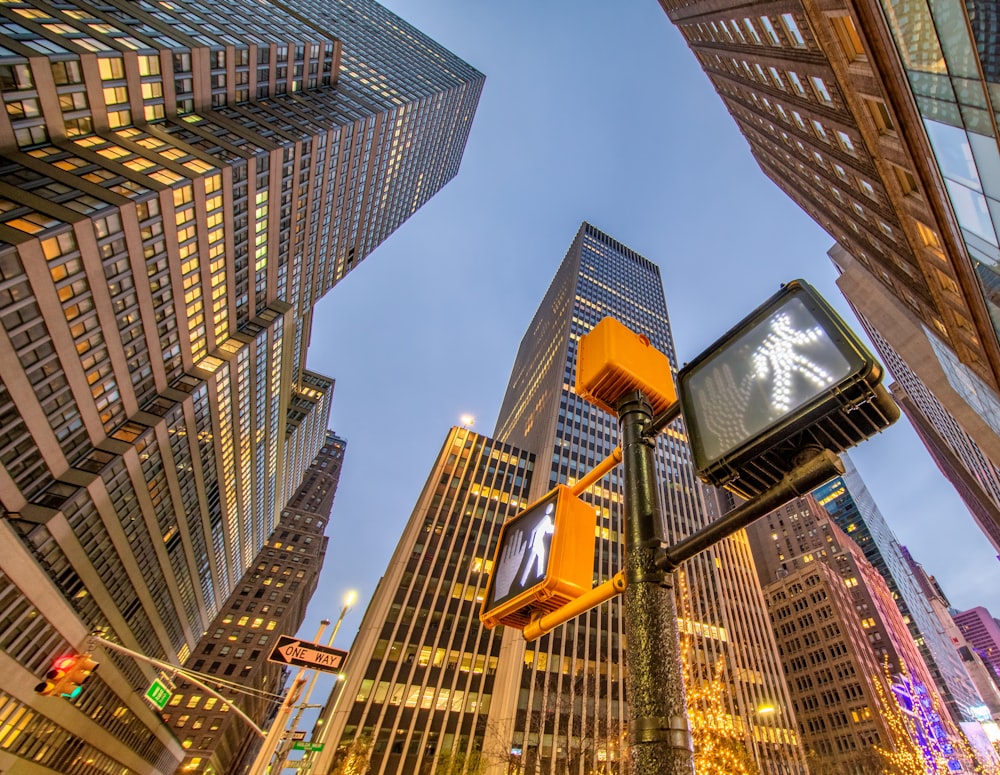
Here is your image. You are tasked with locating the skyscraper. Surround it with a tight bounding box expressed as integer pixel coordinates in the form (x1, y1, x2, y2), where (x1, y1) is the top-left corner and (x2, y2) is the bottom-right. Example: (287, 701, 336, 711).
(812, 456, 984, 724)
(307, 425, 535, 775)
(831, 244, 1000, 554)
(746, 496, 968, 770)
(0, 0, 482, 772)
(318, 223, 806, 775)
(657, 0, 1000, 549)
(954, 607, 1000, 687)
(489, 223, 803, 775)
(165, 430, 345, 775)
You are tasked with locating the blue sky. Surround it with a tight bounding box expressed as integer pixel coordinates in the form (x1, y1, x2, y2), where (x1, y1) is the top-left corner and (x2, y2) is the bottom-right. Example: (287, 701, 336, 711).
(301, 1, 1000, 665)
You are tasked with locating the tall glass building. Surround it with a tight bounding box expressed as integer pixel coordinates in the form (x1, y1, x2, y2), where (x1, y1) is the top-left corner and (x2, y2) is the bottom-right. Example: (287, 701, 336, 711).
(0, 0, 482, 772)
(489, 222, 804, 775)
(317, 223, 807, 775)
(657, 0, 1000, 551)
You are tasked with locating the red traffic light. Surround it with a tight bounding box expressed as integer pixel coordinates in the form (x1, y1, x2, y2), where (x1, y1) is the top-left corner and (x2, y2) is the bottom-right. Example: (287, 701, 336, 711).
(34, 653, 98, 698)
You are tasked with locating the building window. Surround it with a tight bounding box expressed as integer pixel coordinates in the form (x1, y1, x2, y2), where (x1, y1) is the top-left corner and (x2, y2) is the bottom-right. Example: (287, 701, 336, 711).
(781, 14, 806, 47)
(863, 97, 894, 134)
(829, 15, 865, 61)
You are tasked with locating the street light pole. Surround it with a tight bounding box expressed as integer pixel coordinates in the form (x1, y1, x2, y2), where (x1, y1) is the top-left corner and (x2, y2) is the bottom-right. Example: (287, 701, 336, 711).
(248, 619, 330, 775)
(275, 592, 356, 767)
(617, 391, 694, 775)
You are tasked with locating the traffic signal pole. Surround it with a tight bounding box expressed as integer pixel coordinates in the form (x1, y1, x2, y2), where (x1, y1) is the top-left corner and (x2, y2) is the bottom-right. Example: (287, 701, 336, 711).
(617, 391, 694, 775)
(658, 449, 844, 572)
(90, 634, 265, 736)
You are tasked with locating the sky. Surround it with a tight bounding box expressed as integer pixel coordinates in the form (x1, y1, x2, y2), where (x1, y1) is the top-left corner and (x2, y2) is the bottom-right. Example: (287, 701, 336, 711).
(299, 0, 1000, 673)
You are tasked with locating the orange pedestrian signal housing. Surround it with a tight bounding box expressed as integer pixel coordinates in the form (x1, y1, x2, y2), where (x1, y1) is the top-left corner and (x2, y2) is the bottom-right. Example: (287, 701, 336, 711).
(481, 485, 597, 630)
(576, 317, 676, 416)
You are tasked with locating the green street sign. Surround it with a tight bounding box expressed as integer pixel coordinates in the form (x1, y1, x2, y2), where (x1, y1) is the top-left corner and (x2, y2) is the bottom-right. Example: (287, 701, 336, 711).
(292, 741, 324, 752)
(145, 678, 172, 710)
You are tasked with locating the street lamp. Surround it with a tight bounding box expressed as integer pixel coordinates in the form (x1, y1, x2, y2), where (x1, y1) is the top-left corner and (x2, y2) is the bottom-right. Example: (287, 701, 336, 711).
(275, 591, 358, 770)
(328, 590, 357, 647)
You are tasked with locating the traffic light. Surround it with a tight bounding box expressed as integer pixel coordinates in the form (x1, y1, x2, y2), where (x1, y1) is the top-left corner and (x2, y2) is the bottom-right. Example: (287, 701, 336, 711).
(677, 280, 898, 498)
(34, 653, 98, 698)
(481, 485, 597, 630)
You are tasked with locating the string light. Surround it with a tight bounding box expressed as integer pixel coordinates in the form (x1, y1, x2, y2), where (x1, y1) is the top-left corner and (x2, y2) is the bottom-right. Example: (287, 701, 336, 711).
(677, 571, 760, 775)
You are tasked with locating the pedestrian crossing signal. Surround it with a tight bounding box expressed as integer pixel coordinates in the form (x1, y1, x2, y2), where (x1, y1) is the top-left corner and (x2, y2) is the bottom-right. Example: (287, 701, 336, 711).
(677, 280, 898, 498)
(481, 485, 597, 630)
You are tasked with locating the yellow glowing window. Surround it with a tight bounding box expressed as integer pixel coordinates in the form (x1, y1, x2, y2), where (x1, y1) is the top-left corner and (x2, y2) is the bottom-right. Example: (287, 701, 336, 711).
(108, 109, 131, 128)
(830, 14, 865, 61)
(103, 86, 128, 105)
(185, 158, 213, 173)
(141, 82, 163, 100)
(915, 220, 943, 253)
(149, 169, 182, 185)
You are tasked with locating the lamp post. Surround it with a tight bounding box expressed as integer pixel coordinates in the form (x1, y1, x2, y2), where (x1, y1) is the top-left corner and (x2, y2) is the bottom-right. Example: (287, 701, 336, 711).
(248, 618, 330, 775)
(275, 591, 357, 770)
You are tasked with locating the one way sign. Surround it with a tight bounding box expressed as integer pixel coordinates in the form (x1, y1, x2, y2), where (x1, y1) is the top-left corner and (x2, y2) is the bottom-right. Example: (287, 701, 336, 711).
(268, 635, 348, 674)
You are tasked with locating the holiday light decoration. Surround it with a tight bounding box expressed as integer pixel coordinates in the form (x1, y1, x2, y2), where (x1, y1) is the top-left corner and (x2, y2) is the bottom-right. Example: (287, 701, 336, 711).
(871, 657, 992, 774)
(677, 571, 760, 775)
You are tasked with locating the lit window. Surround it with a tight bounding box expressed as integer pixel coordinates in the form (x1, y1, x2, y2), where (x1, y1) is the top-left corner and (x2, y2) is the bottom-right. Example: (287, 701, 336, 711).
(829, 15, 865, 61)
(760, 15, 781, 45)
(837, 130, 856, 154)
(863, 97, 894, 133)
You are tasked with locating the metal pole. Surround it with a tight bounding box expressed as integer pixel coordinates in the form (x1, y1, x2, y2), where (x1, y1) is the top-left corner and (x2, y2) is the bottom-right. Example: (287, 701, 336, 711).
(300, 673, 348, 774)
(521, 572, 626, 641)
(248, 619, 330, 775)
(276, 597, 354, 767)
(658, 450, 844, 572)
(88, 634, 266, 736)
(616, 390, 694, 775)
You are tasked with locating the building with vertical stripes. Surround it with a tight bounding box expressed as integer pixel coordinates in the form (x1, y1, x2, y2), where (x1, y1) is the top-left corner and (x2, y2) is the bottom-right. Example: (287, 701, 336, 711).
(488, 222, 805, 775)
(316, 223, 807, 775)
(657, 0, 1000, 551)
(0, 0, 482, 772)
(165, 430, 345, 775)
(307, 425, 535, 775)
